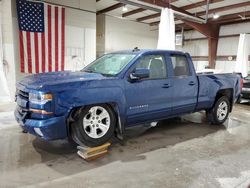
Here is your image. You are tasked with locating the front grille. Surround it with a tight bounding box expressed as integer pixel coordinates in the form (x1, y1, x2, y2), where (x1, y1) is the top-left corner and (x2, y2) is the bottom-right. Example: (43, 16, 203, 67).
(16, 89, 30, 120)
(18, 89, 29, 100)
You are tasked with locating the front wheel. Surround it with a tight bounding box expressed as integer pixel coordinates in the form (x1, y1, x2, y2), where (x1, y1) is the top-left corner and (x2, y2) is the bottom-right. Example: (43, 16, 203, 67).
(70, 104, 116, 147)
(206, 96, 230, 125)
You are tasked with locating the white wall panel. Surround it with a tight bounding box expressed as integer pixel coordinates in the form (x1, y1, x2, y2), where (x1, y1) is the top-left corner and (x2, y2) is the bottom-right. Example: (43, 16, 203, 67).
(104, 16, 158, 53)
(217, 37, 239, 56)
(215, 61, 236, 73)
(84, 28, 96, 65)
(177, 39, 208, 56)
(65, 26, 96, 71)
(1, 0, 16, 100)
(220, 22, 250, 36)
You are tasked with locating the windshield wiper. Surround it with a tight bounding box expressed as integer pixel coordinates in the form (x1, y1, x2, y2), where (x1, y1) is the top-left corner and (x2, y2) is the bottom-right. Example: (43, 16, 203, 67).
(82, 69, 114, 77)
(82, 69, 94, 73)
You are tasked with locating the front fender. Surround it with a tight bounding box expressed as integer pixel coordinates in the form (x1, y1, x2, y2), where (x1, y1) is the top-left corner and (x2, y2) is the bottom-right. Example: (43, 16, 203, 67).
(56, 86, 127, 126)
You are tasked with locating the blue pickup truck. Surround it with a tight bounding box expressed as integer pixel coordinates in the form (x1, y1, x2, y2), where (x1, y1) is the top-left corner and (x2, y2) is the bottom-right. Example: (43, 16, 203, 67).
(15, 49, 241, 146)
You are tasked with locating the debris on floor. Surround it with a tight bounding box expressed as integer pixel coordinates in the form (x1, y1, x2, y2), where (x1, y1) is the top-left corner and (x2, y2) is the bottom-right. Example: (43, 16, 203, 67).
(77, 142, 111, 161)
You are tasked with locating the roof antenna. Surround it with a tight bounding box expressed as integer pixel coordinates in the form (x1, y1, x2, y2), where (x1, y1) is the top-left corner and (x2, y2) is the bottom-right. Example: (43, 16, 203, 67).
(133, 47, 140, 52)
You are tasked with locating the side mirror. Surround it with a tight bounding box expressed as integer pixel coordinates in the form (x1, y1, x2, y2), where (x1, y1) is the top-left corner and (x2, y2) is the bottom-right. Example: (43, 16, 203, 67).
(129, 68, 150, 81)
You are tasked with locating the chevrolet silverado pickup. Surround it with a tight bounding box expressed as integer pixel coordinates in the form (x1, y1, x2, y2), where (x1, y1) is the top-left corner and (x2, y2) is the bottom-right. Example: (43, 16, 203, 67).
(15, 49, 242, 146)
(239, 75, 250, 101)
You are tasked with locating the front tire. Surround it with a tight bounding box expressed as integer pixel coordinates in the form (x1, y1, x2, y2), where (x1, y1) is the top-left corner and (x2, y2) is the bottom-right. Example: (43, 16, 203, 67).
(71, 104, 116, 147)
(206, 96, 230, 125)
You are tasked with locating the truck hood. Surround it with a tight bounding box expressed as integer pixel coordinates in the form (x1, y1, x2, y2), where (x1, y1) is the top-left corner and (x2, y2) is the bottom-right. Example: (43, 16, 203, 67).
(18, 71, 110, 90)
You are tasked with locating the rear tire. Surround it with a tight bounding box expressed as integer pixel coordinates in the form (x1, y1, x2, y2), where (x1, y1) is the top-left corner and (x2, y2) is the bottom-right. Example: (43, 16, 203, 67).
(206, 96, 230, 125)
(70, 104, 116, 147)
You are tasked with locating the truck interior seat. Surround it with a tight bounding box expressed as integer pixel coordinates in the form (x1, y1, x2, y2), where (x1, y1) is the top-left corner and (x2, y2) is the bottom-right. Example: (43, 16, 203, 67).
(174, 66, 186, 76)
(150, 59, 165, 79)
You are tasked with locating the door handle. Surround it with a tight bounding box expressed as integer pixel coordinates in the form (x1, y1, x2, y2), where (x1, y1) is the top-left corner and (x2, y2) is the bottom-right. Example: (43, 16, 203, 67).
(189, 81, 195, 86)
(162, 83, 171, 88)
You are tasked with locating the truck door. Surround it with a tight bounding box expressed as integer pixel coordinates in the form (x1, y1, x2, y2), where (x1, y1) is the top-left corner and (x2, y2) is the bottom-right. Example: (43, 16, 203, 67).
(125, 53, 172, 125)
(169, 53, 198, 115)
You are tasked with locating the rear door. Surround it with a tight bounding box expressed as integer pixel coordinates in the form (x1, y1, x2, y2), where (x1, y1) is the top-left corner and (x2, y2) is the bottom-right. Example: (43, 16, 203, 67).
(125, 53, 172, 125)
(169, 53, 198, 115)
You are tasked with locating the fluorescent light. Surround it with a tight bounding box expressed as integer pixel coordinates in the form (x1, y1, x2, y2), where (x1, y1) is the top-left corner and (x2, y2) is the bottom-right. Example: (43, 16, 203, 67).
(122, 5, 128, 12)
(213, 13, 220, 19)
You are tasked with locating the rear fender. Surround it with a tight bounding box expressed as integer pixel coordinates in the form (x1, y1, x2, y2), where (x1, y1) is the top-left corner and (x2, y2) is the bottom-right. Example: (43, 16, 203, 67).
(214, 89, 234, 112)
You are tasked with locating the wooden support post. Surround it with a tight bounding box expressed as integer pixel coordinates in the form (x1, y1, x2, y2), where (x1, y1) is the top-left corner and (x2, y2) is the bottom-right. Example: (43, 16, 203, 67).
(182, 20, 220, 68)
(208, 37, 218, 68)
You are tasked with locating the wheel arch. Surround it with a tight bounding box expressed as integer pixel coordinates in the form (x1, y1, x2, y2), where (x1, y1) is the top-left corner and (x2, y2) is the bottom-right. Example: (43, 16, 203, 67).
(214, 88, 234, 112)
(66, 102, 125, 139)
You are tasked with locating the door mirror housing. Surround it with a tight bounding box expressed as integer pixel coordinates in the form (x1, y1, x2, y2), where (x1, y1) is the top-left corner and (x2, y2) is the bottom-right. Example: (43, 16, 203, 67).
(129, 68, 150, 81)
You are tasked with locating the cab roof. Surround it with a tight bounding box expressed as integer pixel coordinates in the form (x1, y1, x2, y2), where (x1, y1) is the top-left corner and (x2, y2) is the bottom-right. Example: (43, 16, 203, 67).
(110, 49, 187, 56)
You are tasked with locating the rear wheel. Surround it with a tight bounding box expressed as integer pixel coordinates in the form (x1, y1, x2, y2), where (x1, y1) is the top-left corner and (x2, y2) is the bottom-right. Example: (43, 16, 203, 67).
(70, 104, 116, 147)
(206, 96, 230, 125)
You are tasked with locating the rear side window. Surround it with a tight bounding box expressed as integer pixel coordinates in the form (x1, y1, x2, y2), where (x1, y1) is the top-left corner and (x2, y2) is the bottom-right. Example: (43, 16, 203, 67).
(170, 55, 191, 77)
(135, 55, 167, 79)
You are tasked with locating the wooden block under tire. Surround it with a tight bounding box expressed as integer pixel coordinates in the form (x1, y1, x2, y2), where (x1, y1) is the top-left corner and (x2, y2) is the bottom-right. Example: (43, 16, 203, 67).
(77, 143, 111, 161)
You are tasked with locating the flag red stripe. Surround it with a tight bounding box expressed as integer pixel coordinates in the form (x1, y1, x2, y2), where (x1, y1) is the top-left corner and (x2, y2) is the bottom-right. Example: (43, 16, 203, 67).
(34, 33, 39, 73)
(26, 32, 32, 73)
(41, 32, 45, 73)
(48, 5, 52, 72)
(19, 31, 25, 72)
(55, 7, 59, 71)
(61, 8, 65, 71)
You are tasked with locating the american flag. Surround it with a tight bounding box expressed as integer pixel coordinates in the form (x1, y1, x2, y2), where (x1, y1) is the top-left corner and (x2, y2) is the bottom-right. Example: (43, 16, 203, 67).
(16, 0, 65, 73)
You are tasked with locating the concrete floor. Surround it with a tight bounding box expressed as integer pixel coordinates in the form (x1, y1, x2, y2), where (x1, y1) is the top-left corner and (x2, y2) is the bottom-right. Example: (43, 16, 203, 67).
(0, 103, 250, 188)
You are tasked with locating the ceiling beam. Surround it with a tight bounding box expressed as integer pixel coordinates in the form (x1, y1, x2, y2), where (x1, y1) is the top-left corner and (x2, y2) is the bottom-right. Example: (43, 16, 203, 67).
(97, 3, 124, 15)
(150, 21, 160, 26)
(143, 0, 220, 23)
(211, 11, 250, 23)
(137, 13, 160, 22)
(196, 1, 250, 16)
(138, 0, 195, 16)
(176, 11, 250, 32)
(149, 1, 250, 25)
(181, 0, 223, 10)
(137, 0, 203, 22)
(122, 8, 146, 17)
(183, 20, 220, 39)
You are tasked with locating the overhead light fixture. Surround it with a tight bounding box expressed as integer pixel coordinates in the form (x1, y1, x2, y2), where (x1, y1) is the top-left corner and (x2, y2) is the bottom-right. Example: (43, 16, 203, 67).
(213, 13, 220, 19)
(122, 5, 128, 12)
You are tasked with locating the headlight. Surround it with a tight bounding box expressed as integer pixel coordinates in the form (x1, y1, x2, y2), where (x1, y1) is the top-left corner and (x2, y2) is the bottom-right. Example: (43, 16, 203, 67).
(29, 93, 53, 104)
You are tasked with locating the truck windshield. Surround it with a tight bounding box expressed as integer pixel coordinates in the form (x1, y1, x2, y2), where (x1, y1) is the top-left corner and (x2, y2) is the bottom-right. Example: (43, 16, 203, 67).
(82, 54, 136, 76)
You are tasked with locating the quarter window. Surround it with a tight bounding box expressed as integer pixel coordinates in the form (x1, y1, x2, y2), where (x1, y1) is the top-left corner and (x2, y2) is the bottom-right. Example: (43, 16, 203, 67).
(171, 55, 191, 77)
(135, 55, 167, 79)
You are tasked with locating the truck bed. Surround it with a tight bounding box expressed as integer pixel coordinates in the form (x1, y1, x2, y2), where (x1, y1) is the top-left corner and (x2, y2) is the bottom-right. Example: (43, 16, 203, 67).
(196, 73, 241, 111)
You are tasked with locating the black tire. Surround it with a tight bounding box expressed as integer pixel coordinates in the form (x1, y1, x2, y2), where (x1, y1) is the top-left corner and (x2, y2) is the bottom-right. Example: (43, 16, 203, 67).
(206, 96, 230, 125)
(70, 104, 116, 147)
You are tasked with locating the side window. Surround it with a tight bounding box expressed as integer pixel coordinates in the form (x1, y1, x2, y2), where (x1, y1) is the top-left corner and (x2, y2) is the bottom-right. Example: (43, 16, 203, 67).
(135, 55, 167, 79)
(170, 55, 191, 77)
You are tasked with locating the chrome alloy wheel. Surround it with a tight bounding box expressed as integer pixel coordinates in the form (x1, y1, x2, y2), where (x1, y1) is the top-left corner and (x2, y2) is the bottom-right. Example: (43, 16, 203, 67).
(83, 106, 111, 139)
(217, 101, 228, 121)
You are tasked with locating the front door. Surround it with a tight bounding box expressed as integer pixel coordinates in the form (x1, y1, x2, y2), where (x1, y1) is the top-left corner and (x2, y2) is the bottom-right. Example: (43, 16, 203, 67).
(125, 53, 172, 125)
